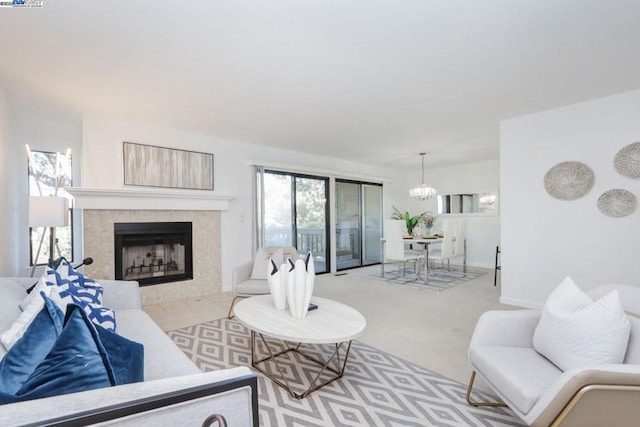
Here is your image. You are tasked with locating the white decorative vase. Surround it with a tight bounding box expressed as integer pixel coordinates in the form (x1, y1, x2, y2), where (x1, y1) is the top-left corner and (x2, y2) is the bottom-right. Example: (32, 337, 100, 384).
(285, 258, 298, 317)
(267, 259, 287, 310)
(286, 253, 315, 319)
(303, 252, 315, 309)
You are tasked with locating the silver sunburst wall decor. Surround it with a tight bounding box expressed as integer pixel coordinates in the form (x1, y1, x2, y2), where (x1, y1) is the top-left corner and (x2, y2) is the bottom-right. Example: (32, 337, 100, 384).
(614, 141, 640, 179)
(543, 161, 595, 200)
(597, 189, 637, 217)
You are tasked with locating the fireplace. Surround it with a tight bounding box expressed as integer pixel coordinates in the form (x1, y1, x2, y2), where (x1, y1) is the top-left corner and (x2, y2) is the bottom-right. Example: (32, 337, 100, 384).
(114, 222, 193, 286)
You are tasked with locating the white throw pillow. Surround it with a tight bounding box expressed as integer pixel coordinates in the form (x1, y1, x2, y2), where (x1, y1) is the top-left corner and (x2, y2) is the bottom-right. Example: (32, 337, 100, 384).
(19, 269, 58, 311)
(1, 285, 64, 350)
(533, 276, 631, 371)
(250, 247, 271, 280)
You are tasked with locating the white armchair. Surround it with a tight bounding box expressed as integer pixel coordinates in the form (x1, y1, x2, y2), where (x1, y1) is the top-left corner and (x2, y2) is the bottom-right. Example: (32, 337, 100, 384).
(227, 246, 298, 318)
(466, 285, 640, 426)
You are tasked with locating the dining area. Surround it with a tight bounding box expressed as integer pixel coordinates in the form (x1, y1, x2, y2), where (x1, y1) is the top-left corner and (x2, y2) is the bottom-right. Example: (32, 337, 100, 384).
(379, 212, 468, 288)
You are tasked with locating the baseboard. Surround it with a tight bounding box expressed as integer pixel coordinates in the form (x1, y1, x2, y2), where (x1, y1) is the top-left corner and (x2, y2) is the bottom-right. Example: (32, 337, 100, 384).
(499, 296, 543, 310)
(467, 262, 494, 269)
(446, 261, 494, 270)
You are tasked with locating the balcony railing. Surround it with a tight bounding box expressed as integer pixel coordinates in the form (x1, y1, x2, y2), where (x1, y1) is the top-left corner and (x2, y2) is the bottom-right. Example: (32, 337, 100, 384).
(264, 227, 325, 255)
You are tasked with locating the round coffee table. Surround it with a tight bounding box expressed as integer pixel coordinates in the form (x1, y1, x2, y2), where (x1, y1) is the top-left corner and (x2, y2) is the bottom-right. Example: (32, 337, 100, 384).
(234, 295, 366, 399)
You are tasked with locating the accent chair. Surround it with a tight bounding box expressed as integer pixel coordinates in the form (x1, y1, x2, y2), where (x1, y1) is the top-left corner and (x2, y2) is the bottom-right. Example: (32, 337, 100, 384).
(227, 246, 298, 319)
(466, 284, 640, 426)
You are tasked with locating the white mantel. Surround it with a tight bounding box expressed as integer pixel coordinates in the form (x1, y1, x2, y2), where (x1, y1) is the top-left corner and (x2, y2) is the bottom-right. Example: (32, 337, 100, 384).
(65, 187, 234, 211)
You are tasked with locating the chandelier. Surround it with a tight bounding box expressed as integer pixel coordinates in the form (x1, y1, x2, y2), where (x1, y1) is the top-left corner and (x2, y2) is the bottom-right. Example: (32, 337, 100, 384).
(409, 153, 437, 200)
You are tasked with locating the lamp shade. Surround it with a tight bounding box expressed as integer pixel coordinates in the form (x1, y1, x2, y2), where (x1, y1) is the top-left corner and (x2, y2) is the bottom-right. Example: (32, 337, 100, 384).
(29, 196, 69, 227)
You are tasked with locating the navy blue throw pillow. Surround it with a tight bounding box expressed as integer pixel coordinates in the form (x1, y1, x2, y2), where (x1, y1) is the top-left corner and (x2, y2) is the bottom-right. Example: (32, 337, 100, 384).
(95, 322, 144, 384)
(0, 305, 144, 405)
(0, 293, 64, 397)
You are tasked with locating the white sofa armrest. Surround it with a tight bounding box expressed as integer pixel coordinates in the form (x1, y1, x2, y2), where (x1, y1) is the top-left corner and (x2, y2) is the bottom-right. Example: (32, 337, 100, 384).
(232, 261, 253, 288)
(0, 367, 258, 427)
(469, 309, 541, 349)
(100, 280, 142, 310)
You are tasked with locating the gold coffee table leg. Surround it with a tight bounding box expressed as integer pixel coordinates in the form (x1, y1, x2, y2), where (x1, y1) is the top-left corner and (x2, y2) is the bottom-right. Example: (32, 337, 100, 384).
(250, 330, 353, 399)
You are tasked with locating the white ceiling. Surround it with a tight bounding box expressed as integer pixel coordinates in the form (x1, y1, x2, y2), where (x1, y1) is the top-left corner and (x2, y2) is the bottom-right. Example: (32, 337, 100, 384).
(2, 1, 640, 170)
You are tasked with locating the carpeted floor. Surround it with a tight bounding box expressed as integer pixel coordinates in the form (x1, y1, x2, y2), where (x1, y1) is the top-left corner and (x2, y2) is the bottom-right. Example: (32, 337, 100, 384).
(168, 318, 523, 427)
(360, 264, 486, 292)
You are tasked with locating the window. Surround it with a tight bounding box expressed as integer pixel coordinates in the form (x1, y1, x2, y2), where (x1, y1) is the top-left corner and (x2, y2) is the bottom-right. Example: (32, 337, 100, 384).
(27, 148, 73, 265)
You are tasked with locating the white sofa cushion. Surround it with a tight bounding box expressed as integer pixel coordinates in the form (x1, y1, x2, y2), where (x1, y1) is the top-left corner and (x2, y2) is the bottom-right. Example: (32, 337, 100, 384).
(533, 276, 631, 371)
(115, 310, 200, 381)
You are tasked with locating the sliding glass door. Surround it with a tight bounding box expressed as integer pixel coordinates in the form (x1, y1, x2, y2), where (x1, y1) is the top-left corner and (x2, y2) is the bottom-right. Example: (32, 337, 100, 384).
(362, 184, 383, 265)
(335, 180, 382, 270)
(336, 181, 361, 269)
(258, 169, 329, 273)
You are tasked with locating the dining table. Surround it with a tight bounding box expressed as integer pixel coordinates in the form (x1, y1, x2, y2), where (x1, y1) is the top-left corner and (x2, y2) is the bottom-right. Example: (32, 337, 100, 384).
(379, 236, 466, 286)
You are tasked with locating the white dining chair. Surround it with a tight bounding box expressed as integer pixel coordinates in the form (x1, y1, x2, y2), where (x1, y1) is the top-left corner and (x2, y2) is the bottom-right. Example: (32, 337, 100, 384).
(383, 220, 423, 277)
(428, 220, 455, 271)
(452, 219, 467, 258)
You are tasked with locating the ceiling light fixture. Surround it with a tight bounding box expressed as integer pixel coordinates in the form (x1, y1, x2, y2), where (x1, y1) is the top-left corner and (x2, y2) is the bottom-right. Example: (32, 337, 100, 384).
(409, 152, 437, 200)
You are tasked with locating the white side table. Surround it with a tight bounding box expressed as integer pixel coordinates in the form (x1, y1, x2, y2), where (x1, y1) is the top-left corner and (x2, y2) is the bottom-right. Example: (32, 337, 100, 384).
(234, 295, 366, 399)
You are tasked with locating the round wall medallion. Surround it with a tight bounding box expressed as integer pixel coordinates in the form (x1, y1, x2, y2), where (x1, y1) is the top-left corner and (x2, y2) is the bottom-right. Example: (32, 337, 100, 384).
(543, 161, 595, 200)
(597, 189, 637, 217)
(614, 141, 640, 179)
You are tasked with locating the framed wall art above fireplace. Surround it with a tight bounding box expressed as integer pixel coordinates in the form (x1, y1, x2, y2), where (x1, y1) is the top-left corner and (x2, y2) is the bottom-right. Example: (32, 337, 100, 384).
(123, 142, 214, 190)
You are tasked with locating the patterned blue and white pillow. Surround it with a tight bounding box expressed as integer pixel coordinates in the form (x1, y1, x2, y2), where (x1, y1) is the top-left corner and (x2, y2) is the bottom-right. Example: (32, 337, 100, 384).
(19, 259, 116, 333)
(81, 303, 116, 333)
(54, 275, 103, 307)
(54, 260, 103, 306)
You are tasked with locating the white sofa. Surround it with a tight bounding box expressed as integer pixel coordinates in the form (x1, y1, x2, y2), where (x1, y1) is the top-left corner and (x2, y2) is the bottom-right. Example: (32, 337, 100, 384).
(0, 277, 258, 426)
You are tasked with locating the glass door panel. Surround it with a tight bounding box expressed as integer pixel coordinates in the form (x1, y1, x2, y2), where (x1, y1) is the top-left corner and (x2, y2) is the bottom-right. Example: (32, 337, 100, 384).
(362, 184, 382, 265)
(335, 180, 382, 270)
(260, 170, 329, 274)
(295, 177, 328, 273)
(263, 173, 294, 247)
(336, 182, 362, 270)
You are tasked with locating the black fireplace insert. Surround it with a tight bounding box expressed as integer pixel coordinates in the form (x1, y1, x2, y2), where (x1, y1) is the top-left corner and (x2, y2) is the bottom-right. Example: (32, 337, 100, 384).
(114, 222, 193, 286)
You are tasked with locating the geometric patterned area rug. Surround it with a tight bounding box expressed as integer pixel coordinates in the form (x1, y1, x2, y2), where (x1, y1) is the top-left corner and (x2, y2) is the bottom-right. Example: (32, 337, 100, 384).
(168, 318, 523, 427)
(362, 265, 486, 292)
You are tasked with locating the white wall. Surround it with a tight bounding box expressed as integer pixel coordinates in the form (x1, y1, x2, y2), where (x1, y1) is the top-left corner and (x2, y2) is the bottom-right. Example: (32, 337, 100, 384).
(394, 159, 500, 268)
(81, 114, 398, 290)
(501, 89, 640, 308)
(0, 84, 18, 275)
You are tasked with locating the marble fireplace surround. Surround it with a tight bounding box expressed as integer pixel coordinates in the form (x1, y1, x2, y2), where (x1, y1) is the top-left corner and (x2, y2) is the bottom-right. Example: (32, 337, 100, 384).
(66, 188, 234, 306)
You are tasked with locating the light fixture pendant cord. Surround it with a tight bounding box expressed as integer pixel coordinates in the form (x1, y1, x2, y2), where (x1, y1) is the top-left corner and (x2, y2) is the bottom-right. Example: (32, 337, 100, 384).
(421, 154, 425, 184)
